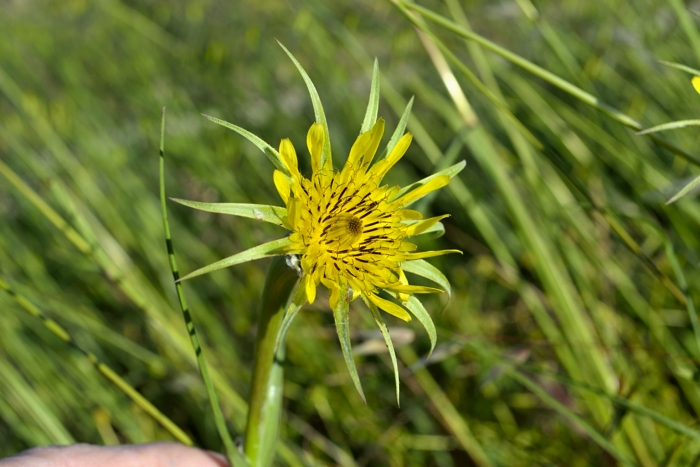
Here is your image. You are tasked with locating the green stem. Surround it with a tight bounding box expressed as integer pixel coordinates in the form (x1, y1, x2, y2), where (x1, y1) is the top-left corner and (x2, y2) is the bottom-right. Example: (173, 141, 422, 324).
(244, 255, 299, 467)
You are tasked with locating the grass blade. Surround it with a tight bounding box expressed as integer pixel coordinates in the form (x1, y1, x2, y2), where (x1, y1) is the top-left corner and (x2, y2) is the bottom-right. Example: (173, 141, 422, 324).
(505, 369, 635, 466)
(399, 346, 493, 467)
(636, 119, 700, 135)
(401, 0, 700, 167)
(159, 108, 247, 467)
(0, 277, 193, 445)
(657, 60, 700, 76)
(666, 174, 700, 204)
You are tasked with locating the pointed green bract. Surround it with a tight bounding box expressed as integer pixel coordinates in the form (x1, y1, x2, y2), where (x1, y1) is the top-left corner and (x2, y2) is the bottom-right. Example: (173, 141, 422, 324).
(391, 160, 466, 202)
(379, 97, 414, 160)
(274, 300, 304, 354)
(636, 119, 700, 135)
(404, 296, 437, 358)
(202, 113, 288, 175)
(277, 41, 332, 170)
(360, 58, 380, 133)
(332, 283, 366, 404)
(365, 298, 400, 406)
(178, 237, 293, 283)
(401, 259, 451, 301)
(170, 199, 287, 226)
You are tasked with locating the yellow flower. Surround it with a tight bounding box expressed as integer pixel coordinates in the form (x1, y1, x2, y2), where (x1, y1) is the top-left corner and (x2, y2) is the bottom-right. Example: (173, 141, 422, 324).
(693, 76, 700, 95)
(173, 46, 465, 402)
(274, 119, 459, 320)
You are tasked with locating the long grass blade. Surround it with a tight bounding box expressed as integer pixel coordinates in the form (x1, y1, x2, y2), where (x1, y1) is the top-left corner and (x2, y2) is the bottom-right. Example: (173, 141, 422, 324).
(666, 174, 700, 204)
(0, 277, 193, 445)
(400, 0, 700, 167)
(636, 119, 700, 135)
(159, 108, 247, 467)
(505, 369, 635, 466)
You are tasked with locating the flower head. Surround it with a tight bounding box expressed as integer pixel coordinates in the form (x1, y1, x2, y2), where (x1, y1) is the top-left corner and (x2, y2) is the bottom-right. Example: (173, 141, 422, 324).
(174, 46, 464, 402)
(274, 119, 458, 319)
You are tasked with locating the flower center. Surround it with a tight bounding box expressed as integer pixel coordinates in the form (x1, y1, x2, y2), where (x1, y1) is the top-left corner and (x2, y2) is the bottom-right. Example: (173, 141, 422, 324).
(324, 213, 363, 250)
(347, 216, 362, 235)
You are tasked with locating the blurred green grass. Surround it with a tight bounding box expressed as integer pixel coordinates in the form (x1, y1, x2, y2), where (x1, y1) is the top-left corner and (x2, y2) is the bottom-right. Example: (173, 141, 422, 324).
(3, 0, 700, 465)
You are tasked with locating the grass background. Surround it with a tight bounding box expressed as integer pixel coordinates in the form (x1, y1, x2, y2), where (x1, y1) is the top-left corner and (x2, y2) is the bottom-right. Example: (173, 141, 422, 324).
(3, 0, 700, 465)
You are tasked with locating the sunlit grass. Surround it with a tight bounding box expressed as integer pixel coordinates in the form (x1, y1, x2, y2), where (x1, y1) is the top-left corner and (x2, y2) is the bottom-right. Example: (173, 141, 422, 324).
(3, 0, 700, 465)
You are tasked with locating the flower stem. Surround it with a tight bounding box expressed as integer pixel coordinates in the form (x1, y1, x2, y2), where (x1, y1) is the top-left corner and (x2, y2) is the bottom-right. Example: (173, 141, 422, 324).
(244, 255, 299, 467)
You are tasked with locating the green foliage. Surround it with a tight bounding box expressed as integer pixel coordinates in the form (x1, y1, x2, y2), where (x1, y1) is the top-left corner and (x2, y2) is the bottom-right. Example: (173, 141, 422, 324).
(4, 0, 700, 465)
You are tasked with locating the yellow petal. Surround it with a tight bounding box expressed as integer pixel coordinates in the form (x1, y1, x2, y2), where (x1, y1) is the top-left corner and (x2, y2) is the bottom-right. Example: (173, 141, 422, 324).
(292, 281, 308, 306)
(279, 138, 299, 179)
(360, 118, 385, 168)
(287, 196, 301, 230)
(273, 170, 290, 204)
(367, 293, 412, 321)
(322, 277, 344, 310)
(397, 209, 423, 221)
(304, 273, 317, 305)
(405, 214, 450, 237)
(306, 123, 325, 174)
(693, 76, 700, 95)
(398, 241, 418, 252)
(384, 284, 443, 294)
(391, 176, 450, 208)
(345, 131, 373, 170)
(371, 132, 412, 180)
(400, 249, 462, 261)
(396, 268, 410, 303)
